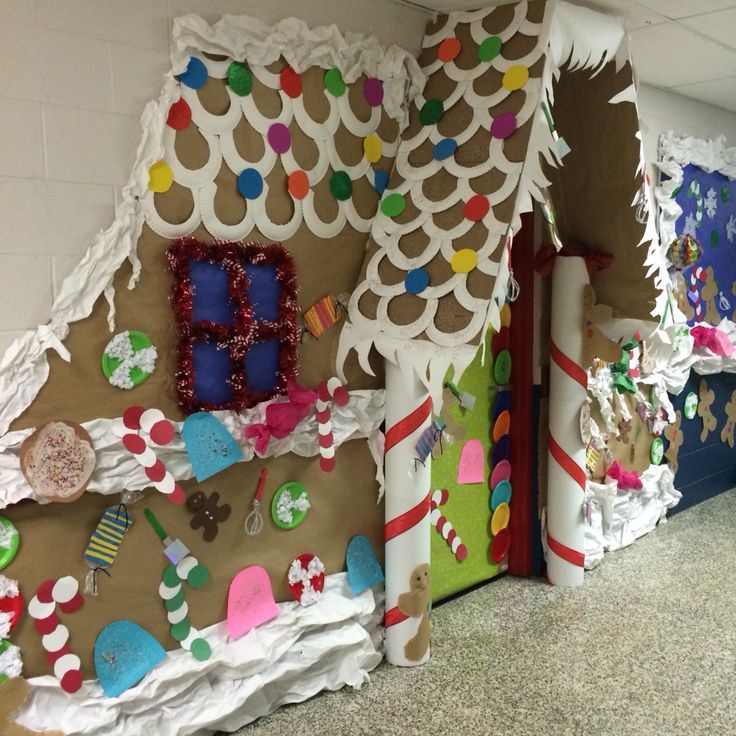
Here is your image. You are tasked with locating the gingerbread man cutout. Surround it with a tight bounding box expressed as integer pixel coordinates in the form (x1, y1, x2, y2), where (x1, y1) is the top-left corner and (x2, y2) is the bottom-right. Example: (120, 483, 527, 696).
(664, 411, 684, 471)
(616, 418, 632, 444)
(582, 285, 622, 367)
(397, 563, 431, 662)
(697, 379, 717, 442)
(720, 390, 736, 448)
(701, 266, 721, 326)
(187, 491, 231, 542)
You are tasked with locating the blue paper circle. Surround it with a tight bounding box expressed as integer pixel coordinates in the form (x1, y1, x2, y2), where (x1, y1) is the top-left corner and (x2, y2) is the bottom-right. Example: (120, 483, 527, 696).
(432, 138, 457, 161)
(237, 168, 264, 199)
(374, 168, 390, 195)
(492, 434, 511, 464)
(493, 390, 510, 419)
(490, 479, 512, 510)
(178, 57, 208, 89)
(405, 268, 430, 295)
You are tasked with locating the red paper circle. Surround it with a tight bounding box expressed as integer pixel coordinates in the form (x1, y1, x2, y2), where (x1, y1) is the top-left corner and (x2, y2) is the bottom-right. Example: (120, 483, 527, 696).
(456, 544, 468, 561)
(332, 386, 349, 406)
(491, 528, 511, 562)
(60, 669, 83, 694)
(170, 484, 186, 505)
(288, 554, 325, 604)
(438, 37, 461, 62)
(318, 432, 334, 448)
(320, 456, 336, 472)
(464, 194, 489, 221)
(492, 326, 510, 354)
(34, 613, 59, 635)
(123, 406, 145, 430)
(0, 592, 23, 631)
(47, 646, 69, 666)
(280, 67, 302, 98)
(59, 593, 83, 614)
(166, 98, 192, 130)
(123, 434, 147, 455)
(149, 420, 175, 446)
(36, 579, 56, 604)
(145, 459, 166, 482)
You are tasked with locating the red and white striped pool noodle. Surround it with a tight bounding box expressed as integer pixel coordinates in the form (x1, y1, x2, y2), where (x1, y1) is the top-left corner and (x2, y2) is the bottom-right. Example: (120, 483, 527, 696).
(430, 489, 467, 561)
(315, 378, 348, 472)
(690, 267, 707, 322)
(114, 406, 185, 505)
(28, 576, 84, 693)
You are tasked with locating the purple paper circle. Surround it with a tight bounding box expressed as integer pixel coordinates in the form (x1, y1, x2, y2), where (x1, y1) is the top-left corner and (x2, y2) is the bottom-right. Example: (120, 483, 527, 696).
(267, 123, 291, 154)
(364, 77, 384, 107)
(490, 112, 517, 139)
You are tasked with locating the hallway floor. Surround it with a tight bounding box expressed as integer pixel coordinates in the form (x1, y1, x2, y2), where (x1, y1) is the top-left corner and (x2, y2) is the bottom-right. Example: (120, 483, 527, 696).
(232, 489, 736, 736)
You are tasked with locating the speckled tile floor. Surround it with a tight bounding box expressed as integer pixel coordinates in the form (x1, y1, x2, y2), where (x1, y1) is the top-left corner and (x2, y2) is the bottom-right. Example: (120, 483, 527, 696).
(228, 489, 736, 736)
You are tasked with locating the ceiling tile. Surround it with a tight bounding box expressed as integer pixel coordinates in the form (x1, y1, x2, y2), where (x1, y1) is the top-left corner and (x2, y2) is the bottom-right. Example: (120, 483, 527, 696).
(635, 0, 736, 20)
(680, 7, 736, 49)
(630, 21, 736, 87)
(671, 75, 736, 113)
(562, 0, 665, 29)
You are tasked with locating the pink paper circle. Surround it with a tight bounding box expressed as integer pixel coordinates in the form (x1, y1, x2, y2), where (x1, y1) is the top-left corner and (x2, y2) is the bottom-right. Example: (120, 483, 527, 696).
(267, 123, 291, 153)
(490, 112, 517, 139)
(490, 459, 511, 488)
(363, 77, 384, 107)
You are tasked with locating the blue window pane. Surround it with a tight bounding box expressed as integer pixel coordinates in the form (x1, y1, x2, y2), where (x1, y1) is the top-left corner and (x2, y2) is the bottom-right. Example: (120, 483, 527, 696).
(190, 259, 235, 325)
(244, 264, 280, 321)
(192, 340, 234, 404)
(244, 339, 280, 393)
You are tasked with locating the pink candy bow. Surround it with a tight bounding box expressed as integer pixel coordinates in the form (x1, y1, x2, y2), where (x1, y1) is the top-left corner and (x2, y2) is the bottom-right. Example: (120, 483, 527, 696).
(690, 325, 734, 357)
(605, 460, 642, 491)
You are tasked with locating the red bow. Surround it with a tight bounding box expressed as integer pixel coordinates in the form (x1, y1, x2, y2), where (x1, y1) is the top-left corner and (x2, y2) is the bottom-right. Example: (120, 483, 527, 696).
(533, 242, 614, 278)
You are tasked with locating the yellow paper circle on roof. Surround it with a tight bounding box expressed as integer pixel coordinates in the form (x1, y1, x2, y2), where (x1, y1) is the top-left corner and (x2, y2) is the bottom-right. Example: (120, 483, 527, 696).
(451, 248, 477, 273)
(502, 64, 529, 91)
(148, 160, 173, 193)
(491, 502, 510, 535)
(500, 303, 511, 327)
(363, 135, 382, 163)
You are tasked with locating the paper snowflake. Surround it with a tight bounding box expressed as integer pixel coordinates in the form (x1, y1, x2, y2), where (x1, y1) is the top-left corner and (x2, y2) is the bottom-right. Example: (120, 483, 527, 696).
(683, 213, 698, 236)
(705, 187, 718, 218)
(727, 214, 736, 243)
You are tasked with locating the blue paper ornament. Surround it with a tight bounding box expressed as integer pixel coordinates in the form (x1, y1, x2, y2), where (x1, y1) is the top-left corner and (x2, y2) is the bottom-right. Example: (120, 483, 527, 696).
(346, 535, 384, 595)
(182, 412, 244, 482)
(94, 620, 166, 698)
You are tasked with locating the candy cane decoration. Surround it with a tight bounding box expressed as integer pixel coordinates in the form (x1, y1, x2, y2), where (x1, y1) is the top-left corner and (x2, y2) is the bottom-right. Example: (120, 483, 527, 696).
(28, 576, 84, 693)
(689, 266, 708, 322)
(114, 406, 185, 504)
(547, 257, 588, 586)
(430, 489, 467, 561)
(687, 179, 703, 229)
(315, 378, 349, 473)
(383, 361, 432, 667)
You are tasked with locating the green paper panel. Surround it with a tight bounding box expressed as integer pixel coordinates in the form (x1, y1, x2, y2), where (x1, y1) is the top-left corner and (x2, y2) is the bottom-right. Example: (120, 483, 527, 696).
(431, 327, 503, 602)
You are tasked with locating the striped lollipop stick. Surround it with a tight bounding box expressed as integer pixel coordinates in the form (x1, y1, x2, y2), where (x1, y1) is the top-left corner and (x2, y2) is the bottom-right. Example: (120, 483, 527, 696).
(28, 576, 84, 693)
(315, 378, 349, 473)
(114, 406, 185, 505)
(430, 489, 467, 561)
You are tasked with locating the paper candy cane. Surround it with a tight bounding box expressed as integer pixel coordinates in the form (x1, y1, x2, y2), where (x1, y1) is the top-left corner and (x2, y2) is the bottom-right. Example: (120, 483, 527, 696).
(430, 489, 467, 561)
(28, 577, 84, 693)
(315, 378, 349, 472)
(689, 267, 708, 322)
(114, 406, 185, 505)
(687, 179, 703, 229)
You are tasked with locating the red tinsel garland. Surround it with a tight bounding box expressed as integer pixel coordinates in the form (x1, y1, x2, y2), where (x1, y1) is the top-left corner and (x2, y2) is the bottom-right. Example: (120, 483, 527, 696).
(167, 237, 299, 415)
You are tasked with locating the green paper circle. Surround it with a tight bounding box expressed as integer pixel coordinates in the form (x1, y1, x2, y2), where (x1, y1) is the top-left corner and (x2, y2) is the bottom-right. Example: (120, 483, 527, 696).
(170, 618, 191, 642)
(711, 230, 719, 247)
(0, 516, 19, 571)
(683, 391, 698, 420)
(329, 171, 352, 201)
(190, 638, 212, 661)
(102, 329, 156, 387)
(271, 481, 310, 530)
(650, 436, 664, 465)
(494, 349, 512, 385)
(187, 564, 209, 589)
(478, 36, 502, 62)
(419, 99, 444, 126)
(722, 186, 730, 203)
(324, 68, 346, 97)
(380, 192, 406, 217)
(227, 61, 252, 96)
(162, 565, 180, 588)
(165, 588, 186, 611)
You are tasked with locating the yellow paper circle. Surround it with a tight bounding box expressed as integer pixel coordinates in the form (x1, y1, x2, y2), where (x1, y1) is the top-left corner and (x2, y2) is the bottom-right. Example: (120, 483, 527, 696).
(148, 160, 173, 193)
(500, 303, 511, 327)
(502, 64, 529, 91)
(451, 248, 478, 273)
(491, 502, 511, 535)
(363, 135, 382, 163)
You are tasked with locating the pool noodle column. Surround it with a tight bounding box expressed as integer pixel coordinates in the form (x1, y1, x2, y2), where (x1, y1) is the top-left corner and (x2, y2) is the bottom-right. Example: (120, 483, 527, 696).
(383, 359, 432, 666)
(547, 256, 588, 586)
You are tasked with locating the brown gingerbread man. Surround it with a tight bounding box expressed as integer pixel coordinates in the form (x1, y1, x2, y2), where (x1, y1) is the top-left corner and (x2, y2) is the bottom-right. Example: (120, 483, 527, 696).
(697, 379, 717, 442)
(582, 285, 622, 367)
(616, 418, 632, 444)
(664, 411, 684, 471)
(187, 491, 231, 542)
(720, 390, 736, 448)
(397, 563, 431, 662)
(701, 266, 720, 326)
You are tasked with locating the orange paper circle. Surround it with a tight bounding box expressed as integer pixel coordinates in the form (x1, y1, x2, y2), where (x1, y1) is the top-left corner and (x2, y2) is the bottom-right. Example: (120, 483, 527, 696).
(363, 134, 382, 163)
(503, 64, 529, 91)
(148, 160, 173, 193)
(451, 248, 477, 273)
(500, 303, 511, 327)
(438, 37, 461, 62)
(493, 410, 511, 441)
(288, 169, 309, 199)
(491, 502, 511, 535)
